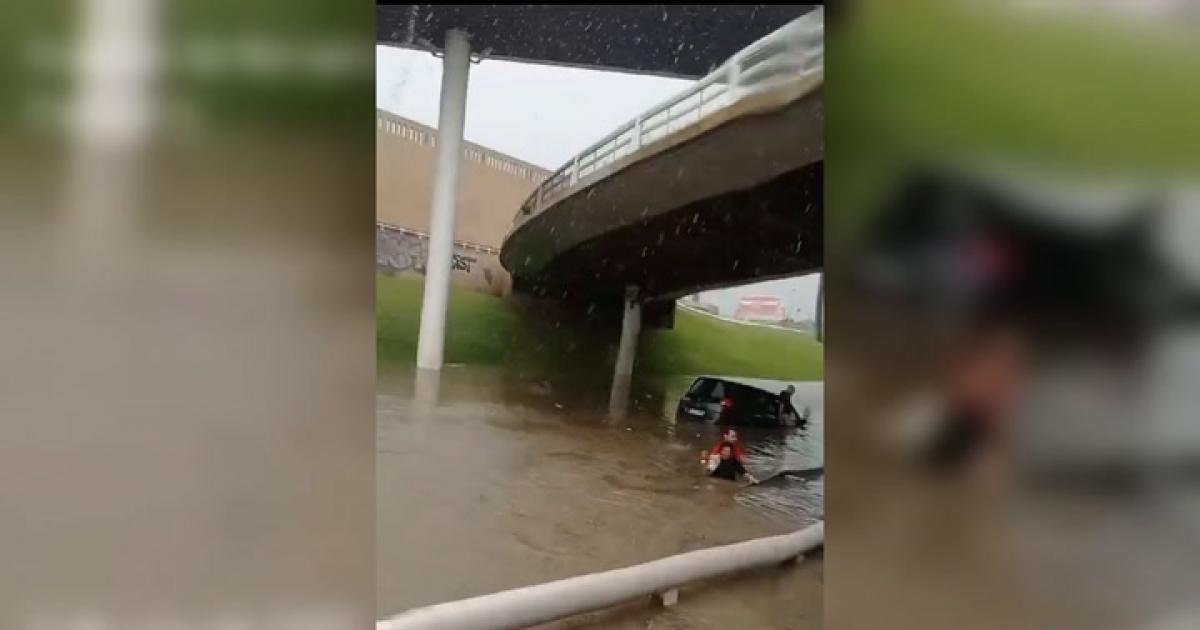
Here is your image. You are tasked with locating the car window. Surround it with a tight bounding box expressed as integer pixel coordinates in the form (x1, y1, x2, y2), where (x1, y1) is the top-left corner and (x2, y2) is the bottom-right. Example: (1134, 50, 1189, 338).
(688, 378, 725, 400)
(744, 387, 780, 415)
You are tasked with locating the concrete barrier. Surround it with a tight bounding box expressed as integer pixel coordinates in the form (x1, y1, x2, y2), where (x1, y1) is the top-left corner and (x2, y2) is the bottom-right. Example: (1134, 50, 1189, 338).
(377, 522, 823, 630)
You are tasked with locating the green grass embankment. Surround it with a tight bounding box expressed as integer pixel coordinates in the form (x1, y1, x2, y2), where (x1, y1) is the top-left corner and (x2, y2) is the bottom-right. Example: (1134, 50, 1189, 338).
(640, 308, 823, 380)
(377, 274, 518, 365)
(378, 274, 823, 381)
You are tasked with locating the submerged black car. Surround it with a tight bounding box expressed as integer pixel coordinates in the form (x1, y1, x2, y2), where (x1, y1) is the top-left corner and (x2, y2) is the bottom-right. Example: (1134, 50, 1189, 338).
(676, 377, 802, 427)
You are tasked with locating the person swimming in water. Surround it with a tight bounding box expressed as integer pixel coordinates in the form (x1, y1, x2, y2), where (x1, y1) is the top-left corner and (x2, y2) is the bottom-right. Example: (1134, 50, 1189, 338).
(701, 427, 747, 469)
(708, 443, 759, 484)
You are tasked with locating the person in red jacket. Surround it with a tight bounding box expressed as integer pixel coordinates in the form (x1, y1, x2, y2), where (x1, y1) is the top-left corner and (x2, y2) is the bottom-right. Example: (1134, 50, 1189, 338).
(701, 427, 747, 469)
(709, 444, 759, 484)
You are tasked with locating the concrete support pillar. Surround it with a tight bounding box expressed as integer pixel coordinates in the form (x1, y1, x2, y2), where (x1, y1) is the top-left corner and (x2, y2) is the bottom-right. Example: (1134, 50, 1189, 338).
(67, 0, 159, 263)
(416, 28, 471, 371)
(614, 286, 641, 379)
(414, 368, 442, 415)
(815, 272, 824, 343)
(608, 286, 641, 419)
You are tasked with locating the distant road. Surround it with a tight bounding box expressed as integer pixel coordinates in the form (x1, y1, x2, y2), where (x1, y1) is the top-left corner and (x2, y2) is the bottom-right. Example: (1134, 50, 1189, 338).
(677, 301, 817, 337)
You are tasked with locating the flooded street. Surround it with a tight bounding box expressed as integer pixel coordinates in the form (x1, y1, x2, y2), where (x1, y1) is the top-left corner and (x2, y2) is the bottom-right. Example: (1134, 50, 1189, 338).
(378, 366, 823, 628)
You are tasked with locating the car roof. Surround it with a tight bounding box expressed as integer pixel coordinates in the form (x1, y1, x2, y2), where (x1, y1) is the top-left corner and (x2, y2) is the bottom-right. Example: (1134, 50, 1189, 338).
(691, 376, 776, 397)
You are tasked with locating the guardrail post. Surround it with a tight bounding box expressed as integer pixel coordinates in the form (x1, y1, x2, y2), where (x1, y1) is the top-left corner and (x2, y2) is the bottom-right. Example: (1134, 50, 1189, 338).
(632, 117, 642, 151)
(727, 61, 742, 101)
(570, 155, 580, 185)
(535, 184, 544, 212)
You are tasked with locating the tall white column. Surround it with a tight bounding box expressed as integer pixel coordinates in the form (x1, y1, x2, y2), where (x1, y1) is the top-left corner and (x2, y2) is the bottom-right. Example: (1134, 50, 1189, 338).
(416, 29, 472, 370)
(67, 0, 159, 263)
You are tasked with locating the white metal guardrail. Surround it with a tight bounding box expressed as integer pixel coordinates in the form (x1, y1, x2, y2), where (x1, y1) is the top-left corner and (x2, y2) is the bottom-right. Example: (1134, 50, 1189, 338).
(377, 522, 823, 630)
(377, 222, 501, 256)
(518, 8, 824, 220)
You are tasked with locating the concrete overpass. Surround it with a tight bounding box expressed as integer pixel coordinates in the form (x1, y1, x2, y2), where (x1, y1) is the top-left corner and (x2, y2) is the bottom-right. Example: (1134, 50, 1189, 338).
(498, 40, 824, 303)
(496, 13, 823, 304)
(497, 11, 824, 409)
(378, 4, 820, 371)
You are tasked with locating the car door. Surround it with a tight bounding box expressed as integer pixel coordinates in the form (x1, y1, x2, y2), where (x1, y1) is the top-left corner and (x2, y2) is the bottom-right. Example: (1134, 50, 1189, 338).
(747, 388, 783, 426)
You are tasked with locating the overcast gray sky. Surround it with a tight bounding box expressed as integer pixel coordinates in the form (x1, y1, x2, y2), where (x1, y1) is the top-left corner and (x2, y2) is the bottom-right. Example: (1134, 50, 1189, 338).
(377, 45, 821, 319)
(377, 46, 691, 169)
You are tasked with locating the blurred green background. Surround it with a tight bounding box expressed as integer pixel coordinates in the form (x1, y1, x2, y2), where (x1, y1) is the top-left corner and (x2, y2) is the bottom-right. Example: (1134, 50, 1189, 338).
(827, 0, 1200, 247)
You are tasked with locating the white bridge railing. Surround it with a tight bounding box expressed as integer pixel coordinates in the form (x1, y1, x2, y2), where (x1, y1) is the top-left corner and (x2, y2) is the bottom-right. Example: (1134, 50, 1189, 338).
(377, 522, 823, 630)
(518, 8, 824, 220)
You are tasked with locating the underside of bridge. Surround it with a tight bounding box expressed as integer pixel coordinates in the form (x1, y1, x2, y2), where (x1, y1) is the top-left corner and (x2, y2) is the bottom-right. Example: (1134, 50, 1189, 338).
(377, 4, 819, 78)
(516, 162, 823, 307)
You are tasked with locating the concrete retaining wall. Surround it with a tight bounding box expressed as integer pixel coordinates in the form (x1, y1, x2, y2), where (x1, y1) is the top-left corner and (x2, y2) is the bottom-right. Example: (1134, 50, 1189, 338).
(377, 224, 511, 297)
(377, 111, 549, 247)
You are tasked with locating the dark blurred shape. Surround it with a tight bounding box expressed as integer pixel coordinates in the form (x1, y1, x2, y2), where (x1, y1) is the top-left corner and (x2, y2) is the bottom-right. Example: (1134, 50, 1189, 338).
(860, 167, 1180, 328)
(833, 174, 1200, 630)
(855, 166, 1197, 475)
(827, 1, 1200, 628)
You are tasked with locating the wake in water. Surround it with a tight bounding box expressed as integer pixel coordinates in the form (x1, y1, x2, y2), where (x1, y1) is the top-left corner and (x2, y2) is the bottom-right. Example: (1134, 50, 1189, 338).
(755, 466, 824, 486)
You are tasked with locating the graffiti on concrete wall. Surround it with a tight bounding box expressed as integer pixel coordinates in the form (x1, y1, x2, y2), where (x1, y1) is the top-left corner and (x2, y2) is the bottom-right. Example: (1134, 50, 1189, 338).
(451, 253, 475, 272)
(377, 230, 478, 275)
(377, 224, 510, 296)
(376, 226, 481, 276)
(377, 228, 428, 274)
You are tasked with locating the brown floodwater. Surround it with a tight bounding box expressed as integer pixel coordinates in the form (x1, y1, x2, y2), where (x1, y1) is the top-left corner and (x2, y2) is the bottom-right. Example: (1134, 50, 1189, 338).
(377, 365, 824, 628)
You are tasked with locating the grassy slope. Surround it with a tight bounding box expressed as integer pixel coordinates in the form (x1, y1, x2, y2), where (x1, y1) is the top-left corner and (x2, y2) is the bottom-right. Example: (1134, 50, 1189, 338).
(377, 274, 517, 365)
(640, 309, 823, 380)
(378, 274, 823, 380)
